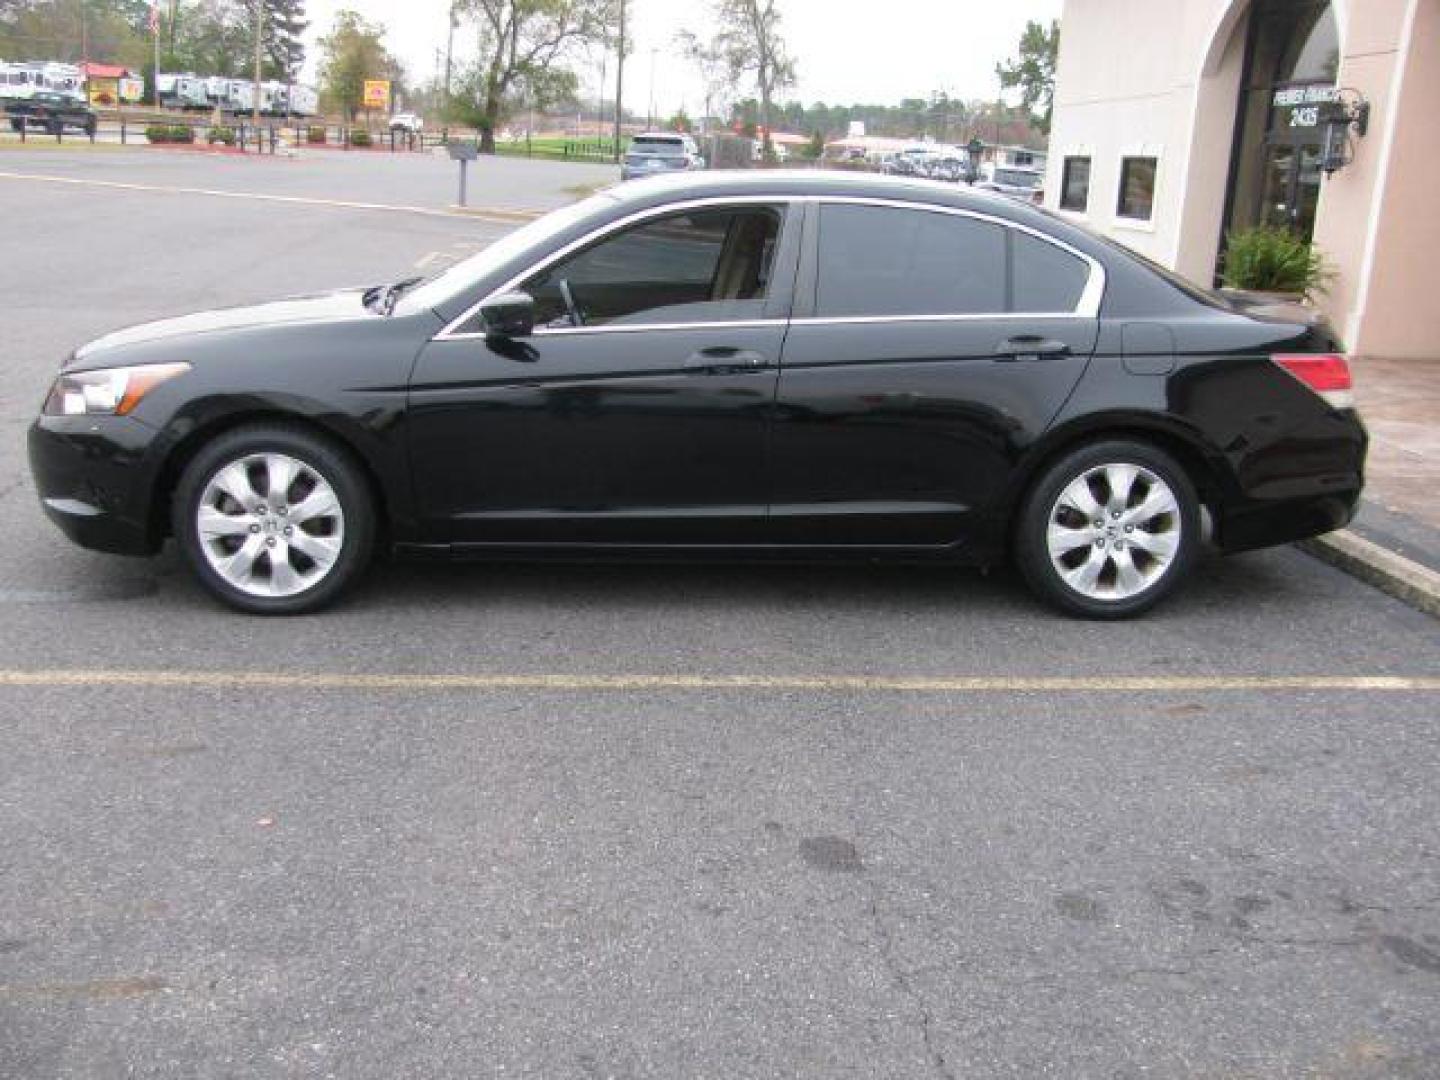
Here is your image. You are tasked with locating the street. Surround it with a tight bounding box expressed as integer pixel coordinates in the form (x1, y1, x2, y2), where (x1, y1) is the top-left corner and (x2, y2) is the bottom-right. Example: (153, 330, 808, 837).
(2, 150, 1438, 1078)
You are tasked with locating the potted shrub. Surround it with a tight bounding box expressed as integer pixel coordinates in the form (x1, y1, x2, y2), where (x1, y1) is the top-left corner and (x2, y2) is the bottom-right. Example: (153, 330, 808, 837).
(144, 124, 171, 144)
(207, 126, 236, 146)
(169, 124, 195, 144)
(307, 125, 327, 144)
(1220, 226, 1331, 303)
(348, 128, 372, 148)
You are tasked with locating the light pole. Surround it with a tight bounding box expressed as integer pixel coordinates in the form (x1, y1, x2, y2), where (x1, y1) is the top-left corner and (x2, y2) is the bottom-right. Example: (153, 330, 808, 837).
(647, 46, 657, 130)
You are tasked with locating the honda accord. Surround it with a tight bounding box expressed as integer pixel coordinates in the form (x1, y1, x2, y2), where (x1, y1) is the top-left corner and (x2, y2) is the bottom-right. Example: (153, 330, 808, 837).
(29, 171, 1366, 616)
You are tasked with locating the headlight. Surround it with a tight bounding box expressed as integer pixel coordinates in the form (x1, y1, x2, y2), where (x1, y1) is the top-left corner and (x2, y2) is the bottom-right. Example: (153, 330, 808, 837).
(43, 362, 190, 417)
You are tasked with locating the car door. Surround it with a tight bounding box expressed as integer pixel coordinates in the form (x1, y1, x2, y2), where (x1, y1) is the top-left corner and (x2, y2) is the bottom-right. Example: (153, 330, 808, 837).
(770, 199, 1101, 546)
(406, 199, 800, 546)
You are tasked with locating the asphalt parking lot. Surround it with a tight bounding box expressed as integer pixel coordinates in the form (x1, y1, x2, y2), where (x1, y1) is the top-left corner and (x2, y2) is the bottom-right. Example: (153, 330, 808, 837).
(2, 150, 1438, 1079)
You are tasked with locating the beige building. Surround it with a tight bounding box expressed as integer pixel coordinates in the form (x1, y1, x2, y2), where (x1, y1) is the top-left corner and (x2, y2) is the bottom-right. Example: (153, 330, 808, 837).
(1045, 0, 1438, 359)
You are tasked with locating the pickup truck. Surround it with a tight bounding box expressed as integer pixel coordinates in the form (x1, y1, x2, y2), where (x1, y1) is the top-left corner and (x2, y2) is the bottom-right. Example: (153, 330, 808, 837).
(5, 91, 97, 136)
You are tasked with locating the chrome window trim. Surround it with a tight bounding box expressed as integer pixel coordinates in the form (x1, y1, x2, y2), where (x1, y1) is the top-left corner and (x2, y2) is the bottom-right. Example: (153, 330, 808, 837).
(788, 312, 1089, 327)
(435, 195, 796, 341)
(433, 192, 1106, 342)
(514, 318, 790, 337)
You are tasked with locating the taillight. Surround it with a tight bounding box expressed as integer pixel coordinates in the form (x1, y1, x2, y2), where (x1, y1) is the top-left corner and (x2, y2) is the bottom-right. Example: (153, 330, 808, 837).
(1273, 353, 1354, 409)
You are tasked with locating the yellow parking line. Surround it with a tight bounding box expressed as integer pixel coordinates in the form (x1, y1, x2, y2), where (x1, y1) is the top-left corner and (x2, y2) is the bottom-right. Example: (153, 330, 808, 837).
(0, 670, 1435, 693)
(0, 170, 537, 223)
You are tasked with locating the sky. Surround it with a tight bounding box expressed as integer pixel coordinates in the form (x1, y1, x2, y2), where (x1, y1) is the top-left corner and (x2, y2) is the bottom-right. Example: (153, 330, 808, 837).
(300, 0, 1062, 115)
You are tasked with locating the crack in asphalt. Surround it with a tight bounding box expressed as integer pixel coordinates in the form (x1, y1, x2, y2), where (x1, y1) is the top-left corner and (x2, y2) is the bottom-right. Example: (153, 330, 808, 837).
(864, 888, 957, 1080)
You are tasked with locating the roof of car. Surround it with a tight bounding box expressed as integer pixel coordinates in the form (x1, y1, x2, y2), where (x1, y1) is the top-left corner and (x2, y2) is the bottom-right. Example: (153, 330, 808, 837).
(608, 168, 1027, 218)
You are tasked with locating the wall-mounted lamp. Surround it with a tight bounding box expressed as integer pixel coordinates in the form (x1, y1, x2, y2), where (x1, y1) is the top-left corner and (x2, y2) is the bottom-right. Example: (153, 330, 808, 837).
(1319, 91, 1371, 175)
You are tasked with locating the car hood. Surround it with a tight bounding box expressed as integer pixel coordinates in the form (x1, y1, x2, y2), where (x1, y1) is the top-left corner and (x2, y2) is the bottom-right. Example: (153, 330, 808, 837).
(71, 289, 371, 367)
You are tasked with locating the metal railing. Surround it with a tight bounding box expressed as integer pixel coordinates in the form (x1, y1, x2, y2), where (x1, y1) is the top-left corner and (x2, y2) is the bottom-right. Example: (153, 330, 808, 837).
(2, 114, 443, 154)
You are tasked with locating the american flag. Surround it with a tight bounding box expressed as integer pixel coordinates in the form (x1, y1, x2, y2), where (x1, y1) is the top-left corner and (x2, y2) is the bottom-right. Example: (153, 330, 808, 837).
(148, 2, 160, 35)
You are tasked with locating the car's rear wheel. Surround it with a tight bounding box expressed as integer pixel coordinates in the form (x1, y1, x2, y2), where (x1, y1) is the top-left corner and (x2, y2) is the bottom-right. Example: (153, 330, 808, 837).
(172, 425, 374, 614)
(1016, 439, 1199, 619)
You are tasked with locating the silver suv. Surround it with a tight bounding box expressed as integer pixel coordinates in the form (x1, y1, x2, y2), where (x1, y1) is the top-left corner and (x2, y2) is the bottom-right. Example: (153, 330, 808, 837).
(621, 132, 704, 181)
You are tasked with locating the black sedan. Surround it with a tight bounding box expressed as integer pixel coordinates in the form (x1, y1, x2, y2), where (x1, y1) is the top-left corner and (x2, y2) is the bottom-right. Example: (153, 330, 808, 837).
(29, 172, 1366, 616)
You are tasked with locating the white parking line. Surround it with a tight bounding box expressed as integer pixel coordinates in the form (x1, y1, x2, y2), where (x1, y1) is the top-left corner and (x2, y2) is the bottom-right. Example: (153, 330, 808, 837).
(0, 170, 539, 224)
(0, 670, 1435, 694)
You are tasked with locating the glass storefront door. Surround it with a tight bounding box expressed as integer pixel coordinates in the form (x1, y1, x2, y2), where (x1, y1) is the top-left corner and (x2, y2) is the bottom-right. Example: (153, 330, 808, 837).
(1260, 132, 1323, 237)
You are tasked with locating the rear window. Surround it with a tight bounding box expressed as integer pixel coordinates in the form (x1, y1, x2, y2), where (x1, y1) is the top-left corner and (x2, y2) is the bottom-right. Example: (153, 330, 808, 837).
(631, 137, 685, 155)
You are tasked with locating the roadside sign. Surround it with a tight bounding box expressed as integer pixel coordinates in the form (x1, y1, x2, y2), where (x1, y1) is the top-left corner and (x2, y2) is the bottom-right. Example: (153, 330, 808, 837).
(362, 80, 391, 111)
(447, 140, 478, 161)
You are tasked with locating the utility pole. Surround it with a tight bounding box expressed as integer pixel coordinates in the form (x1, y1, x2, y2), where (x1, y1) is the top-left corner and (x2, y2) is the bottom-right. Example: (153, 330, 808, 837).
(443, 1, 457, 110)
(612, 0, 625, 160)
(252, 0, 263, 130)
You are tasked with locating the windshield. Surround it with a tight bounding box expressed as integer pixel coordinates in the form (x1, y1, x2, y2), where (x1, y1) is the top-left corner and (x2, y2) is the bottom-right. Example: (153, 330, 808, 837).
(630, 138, 685, 156)
(393, 192, 619, 315)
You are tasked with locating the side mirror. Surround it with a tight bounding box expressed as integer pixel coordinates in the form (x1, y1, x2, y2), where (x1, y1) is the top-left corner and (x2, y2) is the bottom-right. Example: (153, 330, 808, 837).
(480, 291, 535, 338)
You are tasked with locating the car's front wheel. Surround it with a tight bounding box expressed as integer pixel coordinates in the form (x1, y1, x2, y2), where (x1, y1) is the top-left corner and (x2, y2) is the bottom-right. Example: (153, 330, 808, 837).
(1016, 439, 1199, 619)
(172, 425, 374, 614)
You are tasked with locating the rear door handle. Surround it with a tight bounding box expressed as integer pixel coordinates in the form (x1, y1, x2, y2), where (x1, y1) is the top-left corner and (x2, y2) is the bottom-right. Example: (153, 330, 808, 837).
(997, 336, 1071, 361)
(684, 347, 770, 373)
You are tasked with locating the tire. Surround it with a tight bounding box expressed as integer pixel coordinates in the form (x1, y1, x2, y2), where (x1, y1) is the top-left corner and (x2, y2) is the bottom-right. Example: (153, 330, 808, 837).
(1015, 439, 1200, 619)
(172, 424, 375, 614)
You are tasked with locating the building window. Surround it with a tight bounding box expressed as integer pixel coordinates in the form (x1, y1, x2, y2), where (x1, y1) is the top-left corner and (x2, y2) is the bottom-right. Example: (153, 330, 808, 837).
(1117, 156, 1158, 220)
(1059, 156, 1091, 212)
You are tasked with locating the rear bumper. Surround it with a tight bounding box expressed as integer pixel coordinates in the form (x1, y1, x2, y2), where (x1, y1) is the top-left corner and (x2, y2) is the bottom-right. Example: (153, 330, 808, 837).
(1216, 409, 1367, 553)
(27, 415, 166, 556)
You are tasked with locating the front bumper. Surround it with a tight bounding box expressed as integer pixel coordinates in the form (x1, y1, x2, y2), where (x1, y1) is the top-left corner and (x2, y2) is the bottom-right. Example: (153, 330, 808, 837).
(28, 415, 166, 556)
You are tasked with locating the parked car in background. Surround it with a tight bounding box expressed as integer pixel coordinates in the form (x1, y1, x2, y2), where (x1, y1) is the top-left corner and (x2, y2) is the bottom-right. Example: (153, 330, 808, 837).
(975, 162, 1044, 199)
(29, 171, 1366, 618)
(4, 90, 96, 135)
(389, 112, 424, 134)
(621, 132, 704, 181)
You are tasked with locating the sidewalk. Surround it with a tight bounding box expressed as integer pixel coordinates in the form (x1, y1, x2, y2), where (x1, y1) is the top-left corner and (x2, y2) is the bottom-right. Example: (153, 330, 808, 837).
(1299, 355, 1440, 615)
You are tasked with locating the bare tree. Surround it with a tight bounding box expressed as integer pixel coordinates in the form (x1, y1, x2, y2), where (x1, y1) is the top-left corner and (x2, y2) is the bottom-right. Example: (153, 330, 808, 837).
(707, 0, 794, 160)
(676, 27, 732, 136)
(457, 0, 617, 152)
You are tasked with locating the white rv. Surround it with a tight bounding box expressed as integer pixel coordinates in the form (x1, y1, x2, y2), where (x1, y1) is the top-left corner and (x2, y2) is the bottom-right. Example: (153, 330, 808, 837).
(156, 73, 210, 110)
(287, 85, 318, 117)
(0, 62, 85, 102)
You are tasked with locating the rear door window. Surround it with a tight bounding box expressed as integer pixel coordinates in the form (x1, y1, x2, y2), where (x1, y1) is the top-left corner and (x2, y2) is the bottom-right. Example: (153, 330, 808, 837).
(816, 204, 1006, 318)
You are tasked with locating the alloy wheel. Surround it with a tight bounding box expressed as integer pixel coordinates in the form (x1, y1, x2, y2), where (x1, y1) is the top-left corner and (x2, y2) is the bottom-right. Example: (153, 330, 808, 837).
(195, 452, 345, 599)
(1045, 463, 1182, 601)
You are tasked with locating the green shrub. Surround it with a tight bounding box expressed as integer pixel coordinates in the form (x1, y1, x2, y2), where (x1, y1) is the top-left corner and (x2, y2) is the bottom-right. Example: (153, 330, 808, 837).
(1221, 226, 1331, 299)
(207, 126, 236, 146)
(307, 125, 327, 144)
(144, 123, 171, 144)
(348, 128, 372, 147)
(169, 124, 195, 144)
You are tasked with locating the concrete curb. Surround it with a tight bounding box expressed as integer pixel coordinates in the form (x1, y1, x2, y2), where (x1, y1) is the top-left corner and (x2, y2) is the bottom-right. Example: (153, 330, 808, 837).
(1298, 530, 1440, 618)
(447, 205, 542, 222)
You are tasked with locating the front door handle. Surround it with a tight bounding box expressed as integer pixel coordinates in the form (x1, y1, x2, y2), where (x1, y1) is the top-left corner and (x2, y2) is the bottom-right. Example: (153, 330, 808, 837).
(997, 336, 1071, 361)
(684, 347, 770, 373)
